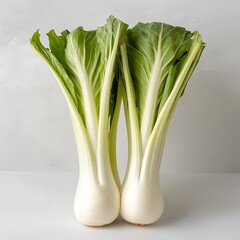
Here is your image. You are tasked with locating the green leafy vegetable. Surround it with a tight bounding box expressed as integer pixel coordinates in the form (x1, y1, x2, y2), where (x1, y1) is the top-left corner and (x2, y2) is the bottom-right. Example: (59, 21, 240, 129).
(120, 22, 205, 225)
(30, 16, 204, 227)
(30, 16, 128, 226)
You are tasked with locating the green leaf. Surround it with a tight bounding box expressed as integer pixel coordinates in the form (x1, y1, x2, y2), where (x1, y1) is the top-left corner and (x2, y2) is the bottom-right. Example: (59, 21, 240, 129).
(47, 29, 70, 68)
(97, 15, 128, 127)
(126, 22, 195, 147)
(47, 29, 84, 117)
(65, 28, 101, 117)
(30, 30, 78, 107)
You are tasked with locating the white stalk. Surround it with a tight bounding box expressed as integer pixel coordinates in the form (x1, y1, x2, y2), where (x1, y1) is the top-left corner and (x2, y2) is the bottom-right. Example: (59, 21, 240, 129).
(121, 120, 165, 225)
(97, 25, 121, 184)
(120, 44, 163, 225)
(70, 98, 119, 226)
(50, 64, 119, 227)
(74, 158, 119, 226)
(121, 177, 163, 225)
(109, 82, 123, 188)
(120, 45, 142, 182)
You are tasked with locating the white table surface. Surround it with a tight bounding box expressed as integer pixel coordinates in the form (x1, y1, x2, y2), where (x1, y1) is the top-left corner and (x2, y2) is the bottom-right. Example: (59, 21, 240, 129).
(0, 172, 239, 240)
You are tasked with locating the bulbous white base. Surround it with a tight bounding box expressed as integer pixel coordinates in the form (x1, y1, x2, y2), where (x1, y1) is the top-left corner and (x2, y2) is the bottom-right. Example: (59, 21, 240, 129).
(74, 183, 120, 226)
(121, 181, 164, 225)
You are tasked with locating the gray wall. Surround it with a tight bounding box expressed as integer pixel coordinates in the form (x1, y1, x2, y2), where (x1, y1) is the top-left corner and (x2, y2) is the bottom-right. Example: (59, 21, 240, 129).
(0, 0, 239, 175)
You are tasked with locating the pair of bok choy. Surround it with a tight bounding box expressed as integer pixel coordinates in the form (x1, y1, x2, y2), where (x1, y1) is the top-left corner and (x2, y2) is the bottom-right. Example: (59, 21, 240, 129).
(30, 16, 204, 226)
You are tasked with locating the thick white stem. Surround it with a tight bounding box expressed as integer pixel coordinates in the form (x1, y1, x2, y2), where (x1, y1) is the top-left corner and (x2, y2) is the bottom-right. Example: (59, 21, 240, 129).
(121, 45, 142, 181)
(109, 82, 122, 188)
(97, 25, 121, 184)
(72, 116, 120, 226)
(74, 184, 119, 227)
(121, 178, 164, 225)
(74, 180, 120, 226)
(69, 93, 120, 226)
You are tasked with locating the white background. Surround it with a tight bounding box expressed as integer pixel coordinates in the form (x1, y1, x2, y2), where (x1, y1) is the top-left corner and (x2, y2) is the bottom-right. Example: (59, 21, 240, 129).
(0, 0, 240, 239)
(0, 0, 240, 175)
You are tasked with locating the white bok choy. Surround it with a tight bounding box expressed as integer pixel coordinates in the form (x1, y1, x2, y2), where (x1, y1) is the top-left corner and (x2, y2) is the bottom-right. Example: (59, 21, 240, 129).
(120, 23, 205, 225)
(30, 16, 128, 226)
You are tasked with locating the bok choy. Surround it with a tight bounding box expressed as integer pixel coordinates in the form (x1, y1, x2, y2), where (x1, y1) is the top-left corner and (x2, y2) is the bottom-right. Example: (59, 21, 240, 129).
(120, 23, 204, 225)
(30, 16, 204, 227)
(30, 16, 128, 226)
